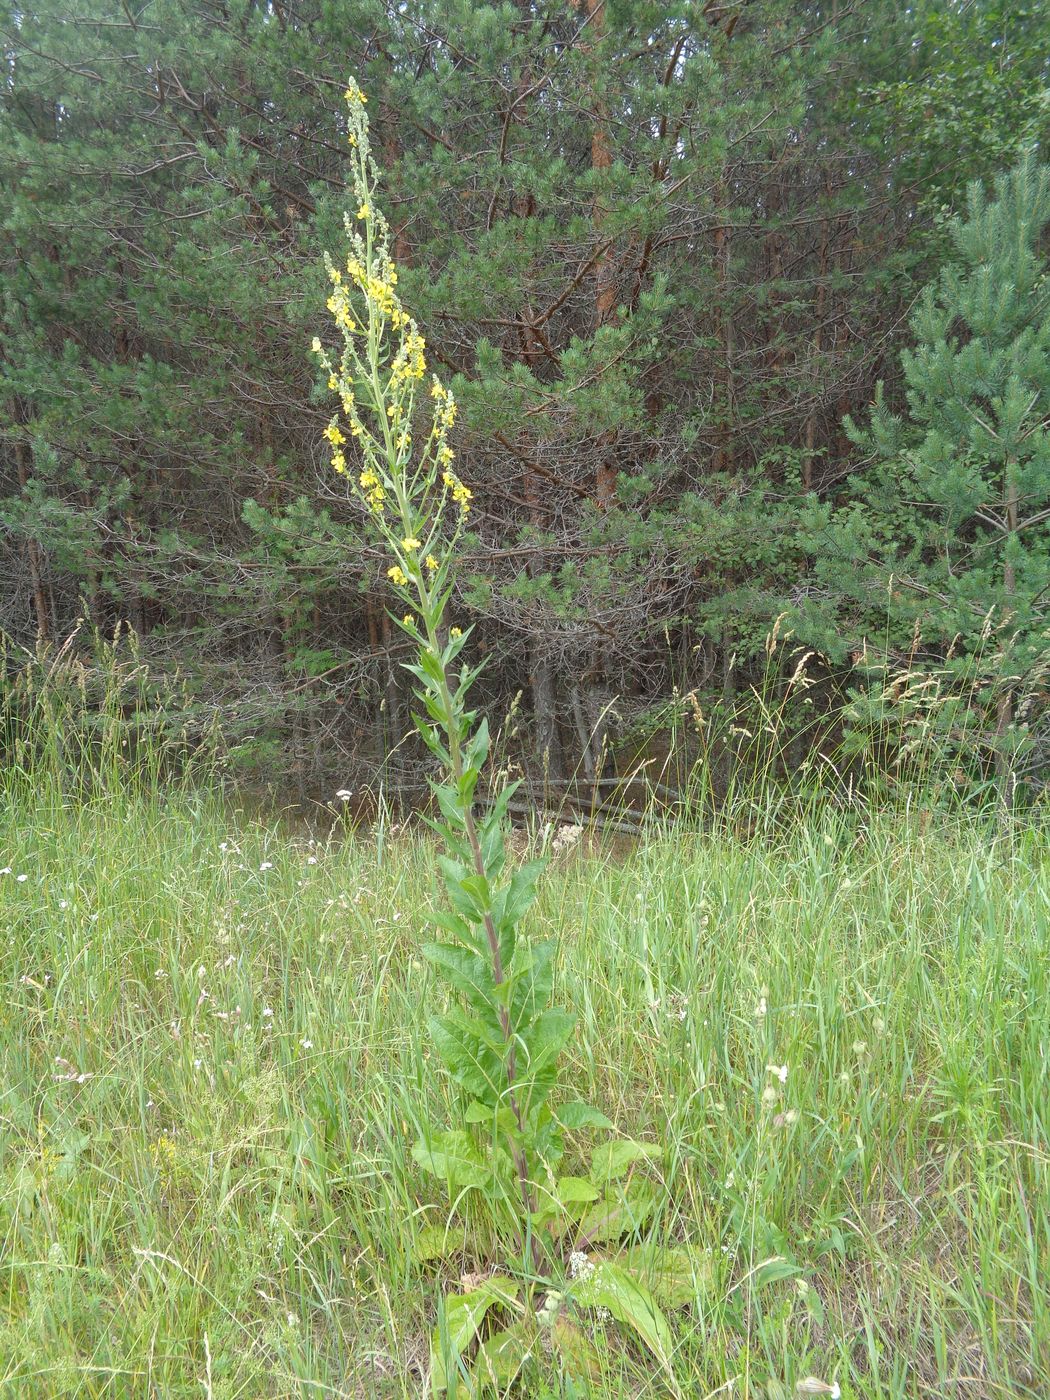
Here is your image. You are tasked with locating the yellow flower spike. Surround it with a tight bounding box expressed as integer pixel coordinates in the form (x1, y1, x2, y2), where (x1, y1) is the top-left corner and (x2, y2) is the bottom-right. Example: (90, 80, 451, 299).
(426, 555, 439, 572)
(356, 203, 370, 221)
(402, 537, 421, 552)
(331, 452, 346, 473)
(450, 627, 462, 639)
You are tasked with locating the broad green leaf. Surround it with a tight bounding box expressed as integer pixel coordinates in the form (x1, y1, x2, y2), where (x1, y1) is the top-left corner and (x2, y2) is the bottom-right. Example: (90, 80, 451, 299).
(590, 1138, 662, 1181)
(556, 1176, 600, 1205)
(473, 1321, 534, 1390)
(412, 1131, 488, 1190)
(509, 938, 556, 1026)
(622, 1242, 712, 1308)
(557, 1100, 615, 1131)
(429, 1010, 504, 1103)
(430, 1277, 520, 1395)
(575, 1177, 660, 1246)
(572, 1260, 675, 1375)
(422, 942, 495, 1015)
(414, 1223, 465, 1262)
(551, 1315, 602, 1382)
(752, 1256, 803, 1288)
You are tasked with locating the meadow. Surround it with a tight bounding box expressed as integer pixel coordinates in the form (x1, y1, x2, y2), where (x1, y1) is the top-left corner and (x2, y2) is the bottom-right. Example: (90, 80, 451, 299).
(1, 769, 1047, 1398)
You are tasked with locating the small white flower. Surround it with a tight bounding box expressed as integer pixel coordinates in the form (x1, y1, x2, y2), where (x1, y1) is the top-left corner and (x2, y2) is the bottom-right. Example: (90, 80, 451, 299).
(0, 867, 10, 876)
(259, 861, 274, 872)
(307, 856, 317, 865)
(59, 899, 69, 910)
(767, 1063, 789, 1084)
(335, 789, 352, 802)
(568, 1250, 595, 1282)
(262, 1007, 273, 1019)
(755, 997, 767, 1018)
(219, 841, 229, 852)
(300, 1038, 313, 1049)
(16, 873, 28, 883)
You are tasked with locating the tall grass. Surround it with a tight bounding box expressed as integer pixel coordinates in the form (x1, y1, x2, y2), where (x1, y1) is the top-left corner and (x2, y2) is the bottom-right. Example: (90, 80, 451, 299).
(1, 720, 1047, 1396)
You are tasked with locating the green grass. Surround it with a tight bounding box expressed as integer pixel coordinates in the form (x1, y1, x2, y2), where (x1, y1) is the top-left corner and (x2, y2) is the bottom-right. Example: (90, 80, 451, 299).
(0, 776, 1047, 1398)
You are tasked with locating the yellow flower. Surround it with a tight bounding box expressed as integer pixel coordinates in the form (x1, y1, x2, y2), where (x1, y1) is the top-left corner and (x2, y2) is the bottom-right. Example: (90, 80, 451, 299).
(387, 565, 408, 587)
(450, 627, 462, 639)
(401, 537, 421, 552)
(311, 337, 322, 354)
(425, 555, 438, 572)
(331, 452, 346, 474)
(356, 203, 370, 221)
(324, 422, 346, 446)
(402, 614, 413, 627)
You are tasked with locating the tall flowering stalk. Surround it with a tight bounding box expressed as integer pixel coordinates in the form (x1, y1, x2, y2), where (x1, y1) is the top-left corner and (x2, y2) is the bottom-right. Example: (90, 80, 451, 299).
(313, 77, 569, 1257)
(313, 80, 688, 1394)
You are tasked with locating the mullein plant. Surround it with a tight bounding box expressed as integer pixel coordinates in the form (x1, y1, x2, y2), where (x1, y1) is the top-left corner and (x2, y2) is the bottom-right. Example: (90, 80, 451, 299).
(313, 79, 698, 1394)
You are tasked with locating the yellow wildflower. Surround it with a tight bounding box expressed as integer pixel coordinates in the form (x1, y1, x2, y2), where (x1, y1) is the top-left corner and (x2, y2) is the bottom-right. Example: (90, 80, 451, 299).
(402, 614, 413, 627)
(331, 452, 346, 474)
(356, 203, 370, 221)
(387, 565, 408, 587)
(450, 627, 462, 638)
(324, 422, 346, 446)
(311, 337, 322, 354)
(425, 555, 439, 572)
(402, 537, 421, 552)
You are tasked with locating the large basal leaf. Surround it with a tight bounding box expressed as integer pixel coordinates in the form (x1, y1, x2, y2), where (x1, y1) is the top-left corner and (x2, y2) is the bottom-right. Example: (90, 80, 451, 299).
(590, 1137, 662, 1182)
(551, 1315, 602, 1383)
(430, 1276, 521, 1395)
(575, 1177, 660, 1246)
(412, 1130, 489, 1191)
(556, 1100, 615, 1131)
(472, 1321, 535, 1391)
(621, 1242, 712, 1308)
(572, 1260, 675, 1377)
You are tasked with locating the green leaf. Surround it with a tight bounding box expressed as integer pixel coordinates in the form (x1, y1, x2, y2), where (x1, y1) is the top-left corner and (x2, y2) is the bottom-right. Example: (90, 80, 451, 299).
(752, 1256, 803, 1289)
(550, 1315, 602, 1382)
(422, 942, 495, 1014)
(430, 1277, 520, 1395)
(557, 1100, 615, 1131)
(556, 1175, 600, 1205)
(572, 1260, 675, 1375)
(590, 1138, 662, 1181)
(472, 1322, 534, 1391)
(575, 1177, 660, 1246)
(414, 1223, 464, 1263)
(428, 1010, 504, 1102)
(622, 1242, 712, 1308)
(509, 938, 556, 1026)
(412, 1130, 489, 1191)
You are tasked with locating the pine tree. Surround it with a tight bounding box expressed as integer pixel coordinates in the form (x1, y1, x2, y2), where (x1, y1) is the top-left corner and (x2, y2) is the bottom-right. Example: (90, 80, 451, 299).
(832, 156, 1050, 793)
